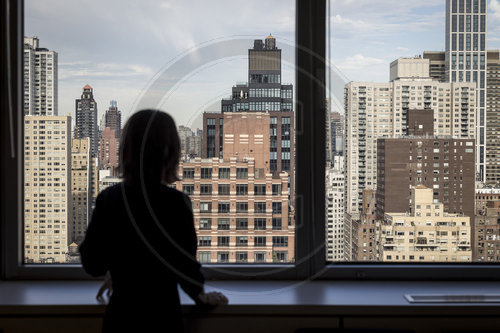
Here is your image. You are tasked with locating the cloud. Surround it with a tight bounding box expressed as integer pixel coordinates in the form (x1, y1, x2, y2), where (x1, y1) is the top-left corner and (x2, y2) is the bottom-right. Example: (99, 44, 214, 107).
(491, 0, 500, 20)
(397, 46, 410, 52)
(59, 62, 153, 80)
(335, 54, 385, 71)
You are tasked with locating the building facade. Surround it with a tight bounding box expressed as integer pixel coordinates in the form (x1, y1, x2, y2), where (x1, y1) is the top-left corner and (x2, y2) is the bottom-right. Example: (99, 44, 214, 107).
(345, 74, 476, 214)
(353, 189, 379, 261)
(423, 51, 446, 82)
(23, 37, 58, 116)
(446, 0, 487, 181)
(104, 100, 121, 139)
(325, 168, 345, 261)
(379, 186, 472, 262)
(98, 127, 119, 174)
(175, 157, 293, 263)
(70, 138, 92, 245)
(474, 199, 500, 262)
(24, 115, 71, 263)
(486, 50, 500, 186)
(75, 84, 98, 158)
(178, 125, 202, 158)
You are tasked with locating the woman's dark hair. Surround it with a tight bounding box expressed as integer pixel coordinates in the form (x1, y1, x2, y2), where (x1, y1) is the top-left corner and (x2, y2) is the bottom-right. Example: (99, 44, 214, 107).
(119, 109, 180, 185)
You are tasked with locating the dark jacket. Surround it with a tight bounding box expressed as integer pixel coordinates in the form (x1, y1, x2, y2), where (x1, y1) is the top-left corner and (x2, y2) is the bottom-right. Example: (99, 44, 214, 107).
(79, 182, 204, 333)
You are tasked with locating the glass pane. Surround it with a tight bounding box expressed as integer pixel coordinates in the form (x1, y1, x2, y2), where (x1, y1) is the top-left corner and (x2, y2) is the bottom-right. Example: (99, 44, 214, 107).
(24, 0, 295, 264)
(327, 0, 499, 263)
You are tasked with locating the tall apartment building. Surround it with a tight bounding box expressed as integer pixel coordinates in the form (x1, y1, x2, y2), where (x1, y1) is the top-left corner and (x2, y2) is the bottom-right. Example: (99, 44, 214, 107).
(345, 60, 476, 214)
(70, 138, 92, 245)
(203, 35, 294, 175)
(104, 100, 121, 139)
(352, 189, 379, 261)
(75, 84, 98, 158)
(23, 37, 58, 116)
(474, 200, 500, 262)
(486, 50, 500, 186)
(446, 0, 487, 181)
(379, 186, 472, 262)
(330, 111, 344, 166)
(423, 51, 446, 82)
(98, 127, 119, 174)
(24, 115, 71, 263)
(476, 187, 500, 215)
(376, 136, 476, 221)
(175, 157, 293, 263)
(325, 168, 345, 261)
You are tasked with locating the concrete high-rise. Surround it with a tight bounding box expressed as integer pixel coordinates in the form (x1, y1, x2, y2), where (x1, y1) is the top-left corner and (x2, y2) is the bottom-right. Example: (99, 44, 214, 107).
(75, 85, 98, 158)
(446, 0, 487, 181)
(23, 37, 58, 116)
(325, 168, 345, 261)
(345, 60, 476, 214)
(24, 115, 71, 263)
(423, 51, 447, 82)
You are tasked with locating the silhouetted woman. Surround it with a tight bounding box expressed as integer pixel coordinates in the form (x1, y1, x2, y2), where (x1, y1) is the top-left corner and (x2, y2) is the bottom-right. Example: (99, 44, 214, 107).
(79, 109, 227, 333)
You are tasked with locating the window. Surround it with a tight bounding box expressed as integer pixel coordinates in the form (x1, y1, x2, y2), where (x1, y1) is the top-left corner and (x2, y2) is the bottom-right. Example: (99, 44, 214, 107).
(272, 202, 282, 214)
(254, 236, 266, 247)
(236, 218, 248, 230)
(254, 252, 266, 263)
(182, 184, 194, 195)
(254, 184, 266, 195)
(183, 168, 194, 179)
(200, 202, 212, 213)
(273, 236, 288, 247)
(199, 218, 212, 230)
(272, 184, 282, 196)
(218, 184, 230, 196)
(199, 252, 211, 263)
(199, 236, 211, 247)
(218, 218, 230, 230)
(273, 251, 288, 263)
(201, 168, 212, 179)
(272, 217, 282, 230)
(236, 168, 248, 179)
(218, 236, 230, 247)
(236, 202, 248, 213)
(217, 252, 229, 263)
(219, 168, 230, 179)
(218, 202, 230, 214)
(200, 184, 212, 195)
(255, 202, 266, 214)
(236, 236, 248, 246)
(236, 184, 248, 195)
(254, 218, 266, 230)
(236, 252, 248, 263)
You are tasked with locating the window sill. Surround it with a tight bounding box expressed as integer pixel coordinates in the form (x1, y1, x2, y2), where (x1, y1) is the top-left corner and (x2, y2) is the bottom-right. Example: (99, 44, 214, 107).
(0, 280, 499, 317)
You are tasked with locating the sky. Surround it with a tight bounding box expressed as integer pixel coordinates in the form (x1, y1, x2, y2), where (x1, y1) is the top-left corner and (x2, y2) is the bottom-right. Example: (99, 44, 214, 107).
(25, 0, 500, 129)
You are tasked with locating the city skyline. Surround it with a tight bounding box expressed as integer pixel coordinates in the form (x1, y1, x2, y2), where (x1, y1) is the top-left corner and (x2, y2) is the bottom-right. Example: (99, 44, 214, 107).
(25, 0, 500, 128)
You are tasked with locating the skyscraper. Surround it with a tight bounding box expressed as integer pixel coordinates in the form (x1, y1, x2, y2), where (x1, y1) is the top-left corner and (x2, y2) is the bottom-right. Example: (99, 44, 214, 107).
(75, 84, 98, 158)
(98, 127, 119, 174)
(204, 35, 294, 175)
(24, 115, 71, 263)
(104, 100, 122, 139)
(486, 50, 500, 186)
(446, 0, 487, 181)
(23, 37, 58, 116)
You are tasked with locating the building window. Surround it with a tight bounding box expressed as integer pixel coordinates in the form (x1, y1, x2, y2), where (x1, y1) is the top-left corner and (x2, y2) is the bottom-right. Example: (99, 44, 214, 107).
(254, 236, 266, 247)
(254, 184, 266, 195)
(219, 168, 230, 179)
(236, 184, 248, 196)
(201, 167, 212, 179)
(183, 168, 194, 179)
(218, 202, 230, 214)
(218, 218, 230, 230)
(254, 218, 266, 230)
(236, 252, 248, 263)
(273, 236, 288, 247)
(236, 218, 248, 230)
(254, 252, 266, 263)
(272, 202, 282, 214)
(218, 236, 230, 247)
(200, 202, 212, 213)
(236, 236, 248, 247)
(255, 202, 266, 214)
(199, 236, 211, 247)
(272, 217, 282, 230)
(199, 252, 211, 263)
(182, 184, 194, 195)
(273, 251, 288, 263)
(200, 184, 212, 195)
(218, 184, 230, 196)
(236, 202, 248, 213)
(199, 218, 212, 230)
(272, 184, 282, 196)
(236, 168, 248, 179)
(217, 252, 229, 263)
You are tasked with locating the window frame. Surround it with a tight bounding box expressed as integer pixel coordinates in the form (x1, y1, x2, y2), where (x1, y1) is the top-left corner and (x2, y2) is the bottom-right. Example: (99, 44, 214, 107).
(2, 0, 500, 281)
